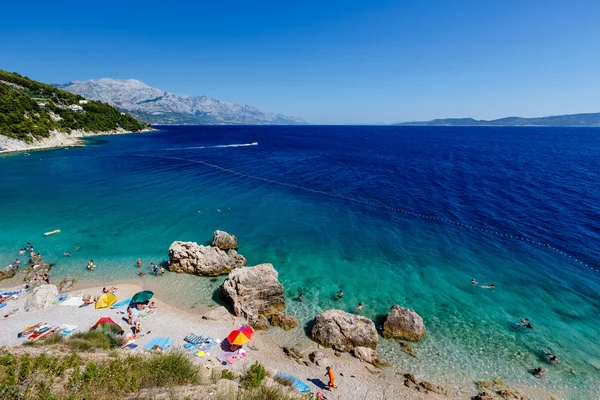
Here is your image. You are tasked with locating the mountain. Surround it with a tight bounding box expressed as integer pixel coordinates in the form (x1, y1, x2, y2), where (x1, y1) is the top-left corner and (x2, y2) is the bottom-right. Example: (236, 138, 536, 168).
(394, 113, 600, 127)
(0, 70, 149, 143)
(58, 78, 306, 125)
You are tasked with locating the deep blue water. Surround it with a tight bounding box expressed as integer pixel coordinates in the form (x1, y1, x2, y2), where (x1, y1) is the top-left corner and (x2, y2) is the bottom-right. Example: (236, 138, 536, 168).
(1, 125, 599, 396)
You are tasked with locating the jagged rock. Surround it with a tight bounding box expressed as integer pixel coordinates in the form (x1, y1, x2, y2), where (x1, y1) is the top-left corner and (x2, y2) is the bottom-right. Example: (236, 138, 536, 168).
(283, 347, 304, 360)
(352, 346, 383, 368)
(397, 340, 417, 358)
(404, 373, 418, 384)
(24, 284, 58, 311)
(250, 315, 270, 330)
(472, 393, 495, 400)
(220, 263, 286, 319)
(311, 309, 378, 352)
(58, 277, 76, 293)
(0, 266, 16, 281)
(168, 241, 246, 276)
(420, 381, 450, 396)
(202, 306, 233, 321)
(309, 350, 325, 363)
(212, 230, 238, 250)
(271, 312, 298, 331)
(22, 263, 52, 288)
(382, 305, 426, 341)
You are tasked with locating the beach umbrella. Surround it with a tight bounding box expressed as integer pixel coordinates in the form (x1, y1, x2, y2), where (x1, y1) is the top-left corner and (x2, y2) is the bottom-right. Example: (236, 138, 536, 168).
(95, 293, 117, 309)
(227, 326, 254, 345)
(131, 290, 153, 304)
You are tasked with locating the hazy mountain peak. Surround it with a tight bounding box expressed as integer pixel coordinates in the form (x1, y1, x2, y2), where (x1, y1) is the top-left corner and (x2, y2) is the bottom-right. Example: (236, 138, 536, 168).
(60, 79, 305, 125)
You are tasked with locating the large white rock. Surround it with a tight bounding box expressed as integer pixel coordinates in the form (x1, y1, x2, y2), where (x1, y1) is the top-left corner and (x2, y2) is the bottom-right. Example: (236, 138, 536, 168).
(382, 305, 426, 341)
(311, 309, 378, 352)
(168, 241, 246, 276)
(25, 284, 58, 312)
(220, 263, 286, 319)
(212, 230, 238, 250)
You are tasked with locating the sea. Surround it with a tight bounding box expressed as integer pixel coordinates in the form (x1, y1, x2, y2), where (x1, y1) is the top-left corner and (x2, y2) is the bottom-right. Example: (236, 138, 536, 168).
(1, 125, 599, 397)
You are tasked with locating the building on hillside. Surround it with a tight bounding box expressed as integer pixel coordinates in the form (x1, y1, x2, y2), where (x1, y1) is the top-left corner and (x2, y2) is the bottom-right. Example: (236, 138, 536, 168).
(37, 102, 46, 107)
(79, 100, 89, 105)
(69, 104, 83, 111)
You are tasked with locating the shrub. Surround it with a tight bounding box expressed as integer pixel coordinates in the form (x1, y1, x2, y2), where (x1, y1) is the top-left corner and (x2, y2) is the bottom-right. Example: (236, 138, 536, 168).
(221, 369, 235, 380)
(242, 361, 266, 389)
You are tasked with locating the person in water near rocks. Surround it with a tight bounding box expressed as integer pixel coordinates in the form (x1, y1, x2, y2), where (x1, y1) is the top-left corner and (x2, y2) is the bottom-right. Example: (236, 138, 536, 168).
(336, 290, 343, 299)
(139, 271, 146, 276)
(519, 318, 533, 329)
(160, 266, 165, 275)
(325, 366, 337, 390)
(533, 367, 546, 378)
(87, 260, 95, 271)
(136, 258, 142, 268)
(546, 351, 559, 365)
(296, 293, 304, 301)
(354, 303, 364, 313)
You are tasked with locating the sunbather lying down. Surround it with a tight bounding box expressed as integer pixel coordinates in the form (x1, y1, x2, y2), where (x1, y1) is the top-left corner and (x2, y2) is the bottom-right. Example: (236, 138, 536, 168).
(82, 294, 97, 305)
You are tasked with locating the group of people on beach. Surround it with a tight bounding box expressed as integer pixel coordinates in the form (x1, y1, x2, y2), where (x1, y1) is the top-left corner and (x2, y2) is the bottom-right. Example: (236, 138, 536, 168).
(9, 243, 51, 284)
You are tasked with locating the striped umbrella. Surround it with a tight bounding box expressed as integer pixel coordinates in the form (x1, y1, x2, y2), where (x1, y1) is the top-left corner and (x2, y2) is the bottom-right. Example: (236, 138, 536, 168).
(227, 326, 254, 345)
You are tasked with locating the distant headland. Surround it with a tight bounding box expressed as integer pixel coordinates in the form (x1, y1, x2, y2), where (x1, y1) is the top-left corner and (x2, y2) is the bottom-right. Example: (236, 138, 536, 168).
(394, 113, 600, 127)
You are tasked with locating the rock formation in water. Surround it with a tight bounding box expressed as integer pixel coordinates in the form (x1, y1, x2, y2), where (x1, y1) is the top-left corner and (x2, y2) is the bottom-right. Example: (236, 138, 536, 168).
(168, 241, 246, 276)
(270, 312, 299, 331)
(382, 305, 426, 341)
(220, 263, 286, 320)
(0, 265, 16, 281)
(212, 230, 238, 250)
(311, 309, 378, 352)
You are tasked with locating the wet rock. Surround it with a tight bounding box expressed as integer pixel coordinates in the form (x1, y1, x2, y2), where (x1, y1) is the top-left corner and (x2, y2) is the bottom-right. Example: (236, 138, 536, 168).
(404, 373, 417, 384)
(220, 263, 286, 319)
(58, 276, 76, 293)
(271, 312, 298, 331)
(382, 305, 426, 341)
(472, 392, 495, 400)
(311, 309, 378, 352)
(212, 230, 239, 250)
(497, 389, 526, 399)
(168, 241, 246, 276)
(420, 381, 451, 396)
(352, 346, 383, 368)
(397, 340, 417, 358)
(25, 284, 58, 311)
(250, 315, 270, 330)
(282, 347, 304, 360)
(0, 265, 16, 281)
(202, 306, 234, 321)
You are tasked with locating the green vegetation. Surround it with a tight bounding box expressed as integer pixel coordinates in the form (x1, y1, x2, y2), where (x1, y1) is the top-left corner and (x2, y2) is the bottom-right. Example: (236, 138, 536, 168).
(23, 331, 122, 352)
(241, 361, 266, 389)
(221, 368, 236, 380)
(0, 70, 149, 143)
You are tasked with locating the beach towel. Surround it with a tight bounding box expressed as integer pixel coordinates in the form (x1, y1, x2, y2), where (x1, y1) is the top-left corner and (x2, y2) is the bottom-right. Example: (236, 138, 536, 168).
(122, 343, 138, 350)
(60, 297, 84, 307)
(60, 325, 77, 337)
(196, 350, 209, 358)
(184, 343, 199, 352)
(138, 309, 154, 318)
(53, 294, 68, 304)
(184, 333, 205, 344)
(0, 304, 6, 309)
(143, 337, 173, 351)
(275, 374, 312, 393)
(216, 352, 238, 363)
(111, 297, 132, 309)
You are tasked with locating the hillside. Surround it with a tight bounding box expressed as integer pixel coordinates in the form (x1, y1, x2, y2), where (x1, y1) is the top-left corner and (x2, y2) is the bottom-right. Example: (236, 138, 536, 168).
(0, 70, 149, 143)
(394, 113, 600, 126)
(58, 78, 306, 125)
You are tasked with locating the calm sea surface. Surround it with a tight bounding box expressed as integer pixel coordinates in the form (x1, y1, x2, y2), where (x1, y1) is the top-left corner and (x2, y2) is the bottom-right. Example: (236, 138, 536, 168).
(1, 125, 599, 396)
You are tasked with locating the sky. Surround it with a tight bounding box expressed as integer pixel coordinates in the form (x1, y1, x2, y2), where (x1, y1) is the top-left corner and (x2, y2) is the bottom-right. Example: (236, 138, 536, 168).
(1, 0, 599, 124)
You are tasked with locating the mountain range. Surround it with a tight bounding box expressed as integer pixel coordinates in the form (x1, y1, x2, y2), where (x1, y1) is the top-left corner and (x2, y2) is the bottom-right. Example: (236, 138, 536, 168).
(58, 79, 305, 125)
(395, 113, 600, 126)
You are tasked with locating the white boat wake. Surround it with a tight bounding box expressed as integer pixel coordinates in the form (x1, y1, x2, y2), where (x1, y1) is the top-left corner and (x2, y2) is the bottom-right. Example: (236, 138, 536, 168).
(166, 142, 258, 151)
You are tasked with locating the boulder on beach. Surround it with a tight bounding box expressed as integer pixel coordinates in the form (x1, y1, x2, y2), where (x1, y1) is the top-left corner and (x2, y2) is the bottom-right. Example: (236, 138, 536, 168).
(382, 305, 426, 341)
(168, 241, 247, 276)
(24, 284, 58, 312)
(202, 306, 234, 321)
(309, 350, 329, 367)
(311, 309, 378, 352)
(58, 276, 76, 293)
(220, 263, 286, 319)
(271, 312, 298, 331)
(0, 265, 16, 281)
(250, 315, 270, 330)
(212, 230, 238, 250)
(352, 346, 383, 368)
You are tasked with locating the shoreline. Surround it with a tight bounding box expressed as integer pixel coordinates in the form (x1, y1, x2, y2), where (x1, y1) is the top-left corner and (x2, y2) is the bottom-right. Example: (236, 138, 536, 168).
(0, 276, 567, 400)
(0, 127, 154, 155)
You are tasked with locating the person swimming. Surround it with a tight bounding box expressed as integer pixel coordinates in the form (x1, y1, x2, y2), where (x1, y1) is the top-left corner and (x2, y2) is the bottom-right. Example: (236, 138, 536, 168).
(87, 260, 95, 271)
(519, 318, 534, 329)
(481, 283, 495, 289)
(354, 303, 364, 313)
(136, 258, 142, 268)
(296, 293, 304, 301)
(533, 367, 546, 378)
(63, 252, 71, 257)
(471, 278, 478, 285)
(545, 351, 559, 365)
(336, 290, 343, 299)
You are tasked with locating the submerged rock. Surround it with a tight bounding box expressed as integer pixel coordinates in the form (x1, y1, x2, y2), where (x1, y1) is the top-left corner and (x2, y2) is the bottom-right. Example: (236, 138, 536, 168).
(352, 346, 383, 368)
(270, 312, 298, 331)
(168, 241, 246, 276)
(382, 305, 426, 341)
(25, 284, 58, 312)
(311, 309, 378, 352)
(0, 265, 16, 281)
(220, 263, 286, 319)
(212, 230, 239, 250)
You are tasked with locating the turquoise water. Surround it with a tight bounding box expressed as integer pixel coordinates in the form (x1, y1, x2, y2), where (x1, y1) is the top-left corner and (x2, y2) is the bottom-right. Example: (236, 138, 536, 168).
(1, 126, 599, 397)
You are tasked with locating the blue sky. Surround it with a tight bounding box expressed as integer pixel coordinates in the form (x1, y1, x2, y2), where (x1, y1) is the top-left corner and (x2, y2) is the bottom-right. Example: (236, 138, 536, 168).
(1, 0, 599, 124)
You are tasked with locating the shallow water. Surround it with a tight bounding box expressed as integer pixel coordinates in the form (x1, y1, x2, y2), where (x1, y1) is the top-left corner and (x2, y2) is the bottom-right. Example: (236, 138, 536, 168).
(1, 126, 599, 397)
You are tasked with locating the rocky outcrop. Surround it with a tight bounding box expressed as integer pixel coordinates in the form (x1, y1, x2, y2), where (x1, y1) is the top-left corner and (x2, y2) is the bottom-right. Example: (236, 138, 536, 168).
(220, 263, 286, 319)
(58, 277, 76, 293)
(250, 315, 270, 331)
(270, 312, 298, 331)
(168, 241, 246, 276)
(212, 230, 238, 250)
(352, 347, 383, 368)
(282, 347, 304, 360)
(0, 266, 16, 281)
(309, 350, 329, 367)
(24, 284, 58, 312)
(382, 305, 426, 341)
(22, 263, 52, 289)
(311, 310, 378, 352)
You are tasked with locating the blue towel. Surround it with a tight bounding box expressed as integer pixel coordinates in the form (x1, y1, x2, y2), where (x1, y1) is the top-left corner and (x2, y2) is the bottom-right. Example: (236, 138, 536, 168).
(184, 333, 204, 344)
(0, 304, 6, 309)
(144, 337, 173, 351)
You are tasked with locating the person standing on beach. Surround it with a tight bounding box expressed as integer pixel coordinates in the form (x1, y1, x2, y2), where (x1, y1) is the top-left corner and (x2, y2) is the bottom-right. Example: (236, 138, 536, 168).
(325, 366, 337, 390)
